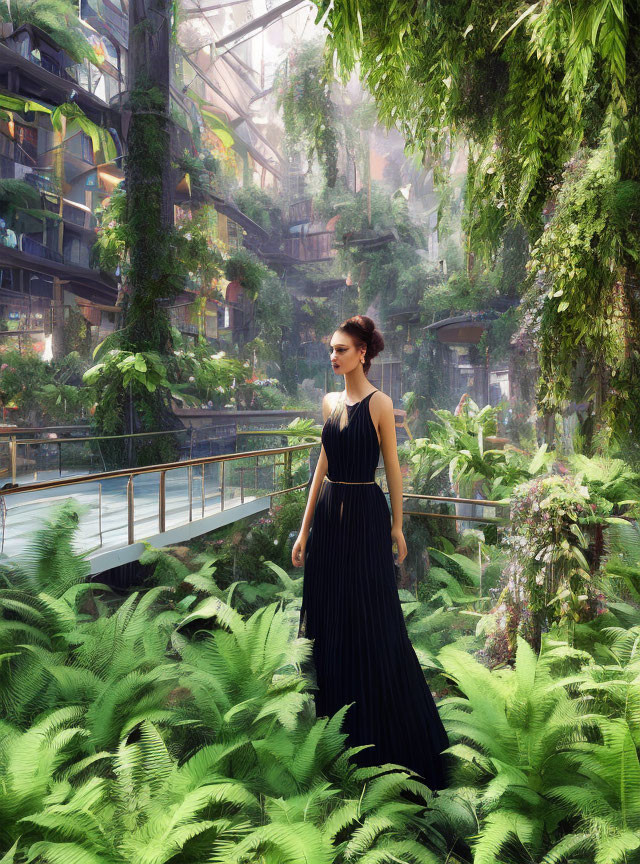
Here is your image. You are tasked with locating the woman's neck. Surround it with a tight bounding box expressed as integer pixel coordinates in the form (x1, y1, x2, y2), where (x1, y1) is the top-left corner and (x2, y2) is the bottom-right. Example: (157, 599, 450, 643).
(343, 369, 374, 404)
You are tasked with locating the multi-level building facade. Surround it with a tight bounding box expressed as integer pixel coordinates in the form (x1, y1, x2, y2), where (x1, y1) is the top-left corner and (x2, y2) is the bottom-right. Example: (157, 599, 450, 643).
(0, 0, 290, 359)
(0, 16, 125, 354)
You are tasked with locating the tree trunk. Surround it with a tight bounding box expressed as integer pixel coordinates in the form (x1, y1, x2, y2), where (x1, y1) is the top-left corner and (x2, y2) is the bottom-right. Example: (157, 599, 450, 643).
(118, 0, 182, 465)
(125, 0, 175, 354)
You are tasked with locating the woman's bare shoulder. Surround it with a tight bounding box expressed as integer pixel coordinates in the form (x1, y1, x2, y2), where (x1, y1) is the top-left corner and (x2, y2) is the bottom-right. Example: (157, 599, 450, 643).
(370, 389, 394, 412)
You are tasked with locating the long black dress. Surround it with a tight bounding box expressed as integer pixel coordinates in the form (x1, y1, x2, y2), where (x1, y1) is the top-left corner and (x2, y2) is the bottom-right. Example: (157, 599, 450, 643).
(299, 389, 449, 790)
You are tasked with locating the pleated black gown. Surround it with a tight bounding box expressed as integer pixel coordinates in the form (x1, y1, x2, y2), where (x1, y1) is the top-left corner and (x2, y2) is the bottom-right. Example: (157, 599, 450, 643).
(299, 389, 449, 790)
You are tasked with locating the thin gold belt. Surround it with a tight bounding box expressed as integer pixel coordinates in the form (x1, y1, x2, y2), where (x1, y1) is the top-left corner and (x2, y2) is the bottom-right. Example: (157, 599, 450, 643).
(325, 476, 376, 485)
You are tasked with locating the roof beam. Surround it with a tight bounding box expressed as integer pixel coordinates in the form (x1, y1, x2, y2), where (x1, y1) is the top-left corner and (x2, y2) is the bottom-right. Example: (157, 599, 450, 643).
(181, 51, 284, 173)
(213, 0, 306, 48)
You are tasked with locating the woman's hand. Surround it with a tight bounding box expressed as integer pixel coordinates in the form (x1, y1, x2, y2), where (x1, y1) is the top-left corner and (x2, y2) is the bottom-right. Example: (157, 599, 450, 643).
(292, 532, 307, 568)
(391, 525, 407, 564)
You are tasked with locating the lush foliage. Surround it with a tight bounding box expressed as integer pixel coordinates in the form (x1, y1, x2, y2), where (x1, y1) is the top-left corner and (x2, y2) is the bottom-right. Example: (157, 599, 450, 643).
(0, 502, 443, 864)
(0, 349, 50, 419)
(175, 149, 220, 202)
(497, 474, 601, 654)
(0, 349, 91, 425)
(170, 337, 247, 407)
(224, 248, 267, 300)
(314, 0, 640, 444)
(232, 184, 283, 236)
(87, 80, 234, 463)
(316, 0, 635, 233)
(0, 0, 101, 63)
(0, 178, 55, 229)
(317, 181, 438, 320)
(526, 139, 640, 441)
(407, 398, 536, 500)
(4, 424, 640, 863)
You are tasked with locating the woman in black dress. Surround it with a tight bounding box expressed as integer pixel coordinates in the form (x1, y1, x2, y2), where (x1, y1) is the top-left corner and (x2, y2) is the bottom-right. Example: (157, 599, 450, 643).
(292, 315, 449, 791)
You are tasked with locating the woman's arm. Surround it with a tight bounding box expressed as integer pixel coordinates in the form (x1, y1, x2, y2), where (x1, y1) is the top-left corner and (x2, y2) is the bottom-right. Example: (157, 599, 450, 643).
(373, 392, 408, 562)
(292, 394, 333, 566)
(299, 442, 328, 538)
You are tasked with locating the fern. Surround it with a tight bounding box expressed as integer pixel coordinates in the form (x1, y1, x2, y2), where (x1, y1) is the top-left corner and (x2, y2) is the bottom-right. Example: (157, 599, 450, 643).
(547, 719, 640, 864)
(0, 500, 91, 598)
(0, 707, 87, 847)
(0, 494, 454, 864)
(437, 637, 598, 861)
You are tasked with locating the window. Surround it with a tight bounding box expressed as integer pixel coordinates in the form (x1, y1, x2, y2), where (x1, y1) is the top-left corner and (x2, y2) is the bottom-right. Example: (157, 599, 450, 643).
(12, 32, 30, 59)
(227, 218, 242, 251)
(63, 234, 81, 265)
(14, 123, 38, 166)
(81, 132, 94, 163)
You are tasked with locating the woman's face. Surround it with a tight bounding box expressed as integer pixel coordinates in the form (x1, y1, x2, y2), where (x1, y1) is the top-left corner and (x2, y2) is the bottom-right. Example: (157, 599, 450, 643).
(329, 331, 365, 375)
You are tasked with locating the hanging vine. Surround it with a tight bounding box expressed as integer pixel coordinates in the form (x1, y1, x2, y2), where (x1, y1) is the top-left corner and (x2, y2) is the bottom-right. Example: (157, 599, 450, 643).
(274, 41, 339, 187)
(526, 132, 640, 447)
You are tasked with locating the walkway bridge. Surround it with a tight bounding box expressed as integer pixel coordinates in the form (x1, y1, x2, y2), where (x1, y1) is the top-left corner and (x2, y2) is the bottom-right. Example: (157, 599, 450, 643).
(0, 441, 318, 575)
(1, 434, 506, 577)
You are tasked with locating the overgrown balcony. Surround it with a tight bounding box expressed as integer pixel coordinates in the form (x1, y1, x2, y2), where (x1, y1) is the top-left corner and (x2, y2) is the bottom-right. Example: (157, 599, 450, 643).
(0, 23, 123, 112)
(288, 198, 312, 226)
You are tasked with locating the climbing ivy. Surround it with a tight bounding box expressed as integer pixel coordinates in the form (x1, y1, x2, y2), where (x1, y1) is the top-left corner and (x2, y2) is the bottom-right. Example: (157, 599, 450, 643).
(89, 82, 185, 465)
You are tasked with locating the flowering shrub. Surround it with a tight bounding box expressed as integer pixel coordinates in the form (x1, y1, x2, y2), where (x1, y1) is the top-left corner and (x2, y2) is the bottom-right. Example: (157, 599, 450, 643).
(170, 339, 247, 407)
(482, 474, 605, 663)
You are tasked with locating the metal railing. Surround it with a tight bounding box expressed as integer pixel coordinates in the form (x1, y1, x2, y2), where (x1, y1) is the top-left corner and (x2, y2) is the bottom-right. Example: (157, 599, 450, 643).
(0, 424, 319, 485)
(1, 428, 195, 484)
(400, 492, 508, 525)
(0, 434, 509, 561)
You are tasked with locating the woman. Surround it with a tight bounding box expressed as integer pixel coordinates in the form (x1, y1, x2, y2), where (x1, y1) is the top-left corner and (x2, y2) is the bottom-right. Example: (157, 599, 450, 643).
(292, 315, 448, 791)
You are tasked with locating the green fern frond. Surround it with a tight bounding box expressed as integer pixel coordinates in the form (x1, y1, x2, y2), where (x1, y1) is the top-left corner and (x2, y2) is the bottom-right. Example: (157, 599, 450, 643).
(175, 738, 253, 791)
(177, 595, 244, 632)
(19, 841, 105, 864)
(5, 500, 91, 598)
(472, 810, 540, 864)
(264, 781, 338, 825)
(323, 799, 360, 842)
(251, 690, 310, 731)
(0, 840, 19, 864)
(213, 820, 333, 864)
(361, 769, 432, 813)
(541, 832, 594, 863)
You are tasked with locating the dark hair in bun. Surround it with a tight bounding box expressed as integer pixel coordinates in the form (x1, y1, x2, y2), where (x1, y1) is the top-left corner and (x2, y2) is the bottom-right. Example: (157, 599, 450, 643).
(337, 314, 384, 375)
